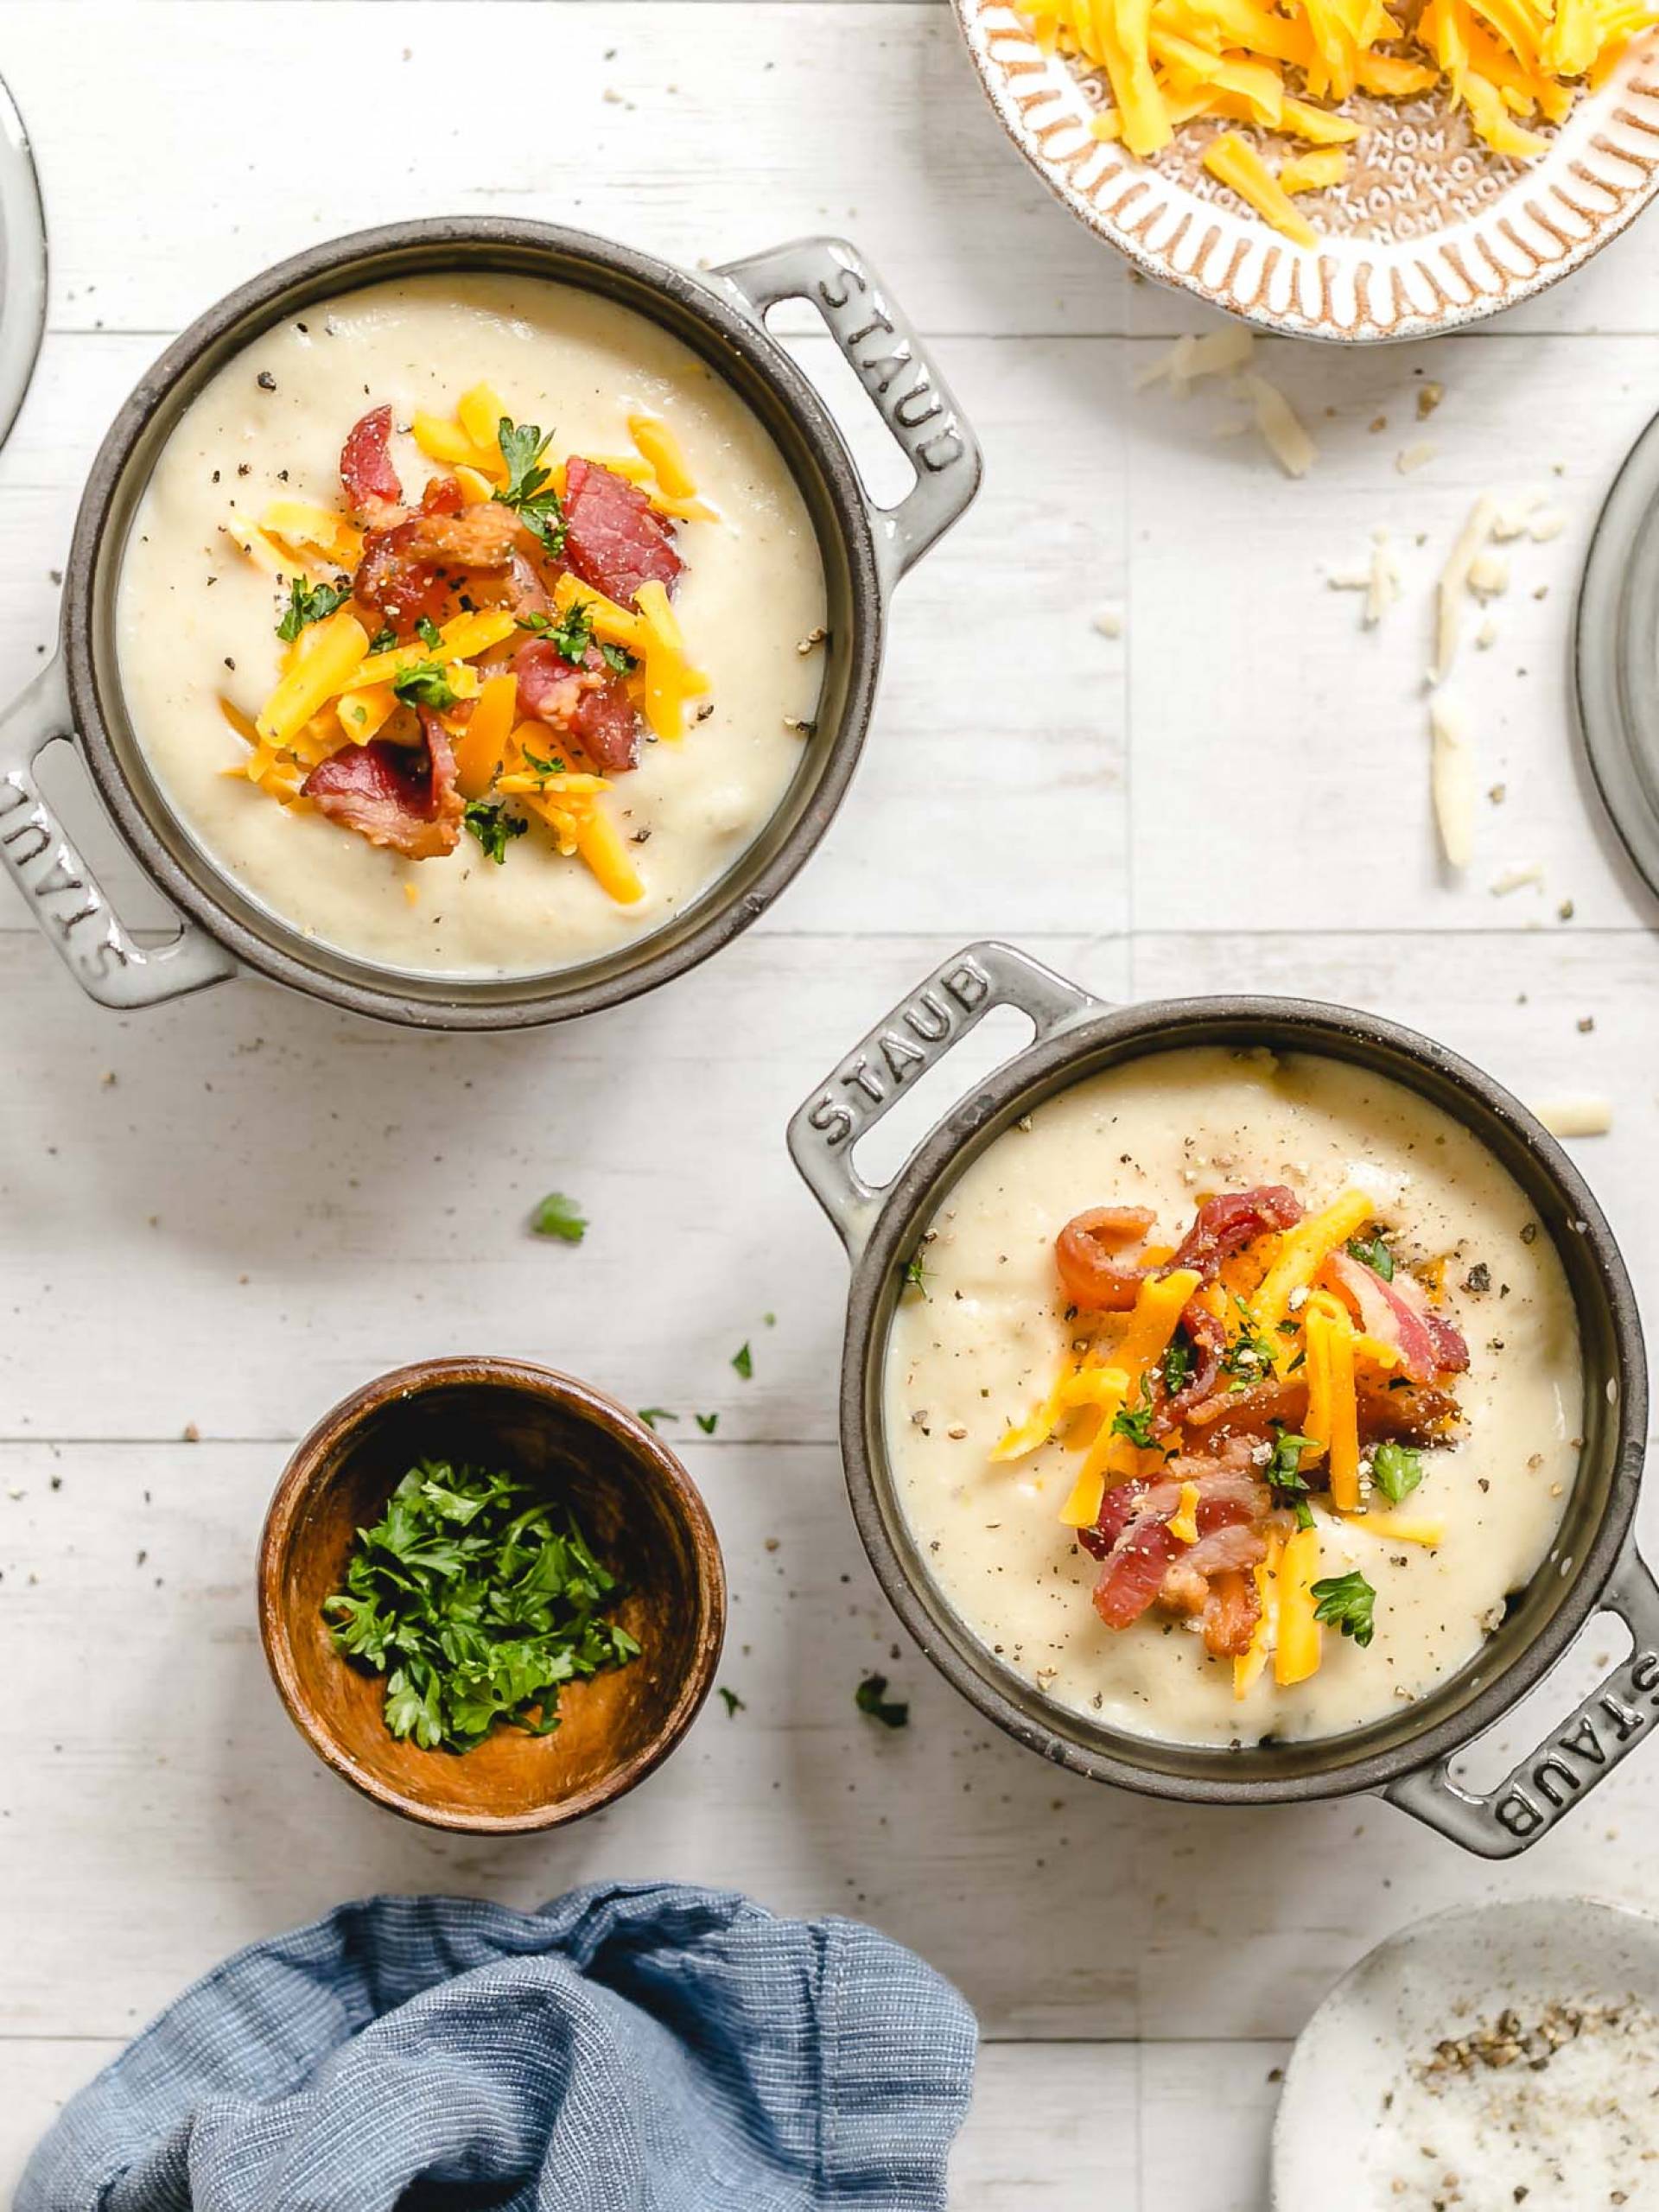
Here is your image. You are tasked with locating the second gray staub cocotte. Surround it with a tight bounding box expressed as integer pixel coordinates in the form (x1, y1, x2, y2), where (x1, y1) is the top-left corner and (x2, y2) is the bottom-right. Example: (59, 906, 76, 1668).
(790, 938, 1651, 1858)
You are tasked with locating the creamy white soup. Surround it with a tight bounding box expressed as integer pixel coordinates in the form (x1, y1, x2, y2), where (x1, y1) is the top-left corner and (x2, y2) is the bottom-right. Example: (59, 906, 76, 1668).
(115, 273, 827, 977)
(885, 1046, 1582, 1748)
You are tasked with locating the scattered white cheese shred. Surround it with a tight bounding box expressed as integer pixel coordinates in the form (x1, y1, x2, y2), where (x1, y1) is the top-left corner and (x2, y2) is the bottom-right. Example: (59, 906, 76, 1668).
(1327, 531, 1402, 626)
(1468, 550, 1510, 601)
(1396, 441, 1438, 475)
(1428, 697, 1476, 868)
(1529, 508, 1567, 543)
(1490, 862, 1544, 895)
(1476, 618, 1499, 650)
(1434, 496, 1499, 683)
(1367, 530, 1402, 626)
(1135, 325, 1255, 395)
(1094, 607, 1123, 639)
(1243, 372, 1316, 480)
(1531, 1094, 1613, 1138)
(1491, 492, 1548, 542)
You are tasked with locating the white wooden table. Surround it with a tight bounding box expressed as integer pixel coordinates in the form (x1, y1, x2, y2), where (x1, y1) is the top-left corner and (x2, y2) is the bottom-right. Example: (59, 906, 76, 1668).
(3, 4, 1657, 2202)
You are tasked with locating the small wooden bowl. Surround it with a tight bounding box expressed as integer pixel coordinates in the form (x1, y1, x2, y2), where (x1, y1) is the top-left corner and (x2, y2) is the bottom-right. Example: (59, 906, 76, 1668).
(257, 1357, 726, 1834)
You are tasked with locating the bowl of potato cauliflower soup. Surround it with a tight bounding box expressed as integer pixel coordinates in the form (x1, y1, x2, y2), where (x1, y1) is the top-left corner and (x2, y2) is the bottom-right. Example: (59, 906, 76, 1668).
(790, 942, 1652, 1857)
(1, 219, 979, 1026)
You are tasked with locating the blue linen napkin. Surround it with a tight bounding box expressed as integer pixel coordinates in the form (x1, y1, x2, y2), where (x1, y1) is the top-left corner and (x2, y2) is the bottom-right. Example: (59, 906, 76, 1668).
(18, 1881, 977, 2212)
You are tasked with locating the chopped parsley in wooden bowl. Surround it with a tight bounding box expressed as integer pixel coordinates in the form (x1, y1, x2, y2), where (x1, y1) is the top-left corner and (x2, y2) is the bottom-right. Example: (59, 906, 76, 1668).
(258, 1357, 726, 1833)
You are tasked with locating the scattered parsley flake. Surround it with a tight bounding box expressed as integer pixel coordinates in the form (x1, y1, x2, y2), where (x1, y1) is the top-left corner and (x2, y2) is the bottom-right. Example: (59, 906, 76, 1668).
(391, 659, 457, 712)
(855, 1673, 909, 1728)
(493, 416, 566, 557)
(1372, 1440, 1425, 1505)
(902, 1253, 933, 1297)
(1109, 1372, 1158, 1449)
(368, 624, 398, 653)
(1347, 1232, 1395, 1282)
(1312, 1568, 1377, 1648)
(695, 1412, 718, 1435)
(530, 1192, 587, 1243)
(717, 1687, 746, 1718)
(416, 613, 444, 651)
(276, 575, 350, 644)
(462, 799, 527, 864)
(731, 1342, 753, 1380)
(637, 1408, 679, 1430)
(598, 640, 639, 675)
(1266, 1428, 1318, 1529)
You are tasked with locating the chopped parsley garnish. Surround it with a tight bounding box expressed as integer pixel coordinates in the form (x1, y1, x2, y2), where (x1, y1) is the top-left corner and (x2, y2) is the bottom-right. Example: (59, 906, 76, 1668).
(368, 624, 399, 653)
(530, 1192, 587, 1243)
(1109, 1372, 1158, 1449)
(518, 741, 569, 782)
(1347, 1232, 1395, 1282)
(696, 1412, 718, 1435)
(1372, 1440, 1425, 1505)
(1221, 1296, 1278, 1389)
(1266, 1428, 1318, 1530)
(323, 1459, 640, 1752)
(519, 603, 605, 666)
(1160, 1332, 1193, 1398)
(855, 1672, 909, 1728)
(493, 416, 567, 557)
(462, 799, 527, 864)
(717, 1687, 746, 1718)
(637, 1408, 678, 1430)
(599, 640, 639, 675)
(731, 1342, 753, 1380)
(902, 1252, 933, 1297)
(1311, 1569, 1377, 1648)
(416, 613, 444, 651)
(391, 659, 457, 711)
(276, 574, 351, 643)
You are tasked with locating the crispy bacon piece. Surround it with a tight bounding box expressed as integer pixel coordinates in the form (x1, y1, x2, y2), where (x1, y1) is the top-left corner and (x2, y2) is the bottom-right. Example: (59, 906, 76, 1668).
(1169, 1185, 1303, 1277)
(1156, 1298, 1227, 1431)
(1058, 1185, 1302, 1322)
(515, 639, 640, 774)
(1082, 1448, 1274, 1656)
(1179, 1363, 1459, 1452)
(563, 457, 682, 607)
(302, 710, 462, 860)
(340, 404, 403, 515)
(353, 496, 524, 637)
(1325, 1251, 1470, 1381)
(1055, 1206, 1156, 1312)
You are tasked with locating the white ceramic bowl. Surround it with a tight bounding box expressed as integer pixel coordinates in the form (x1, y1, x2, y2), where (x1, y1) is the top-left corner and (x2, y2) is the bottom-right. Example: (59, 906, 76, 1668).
(1274, 1897, 1659, 2207)
(954, 0, 1659, 339)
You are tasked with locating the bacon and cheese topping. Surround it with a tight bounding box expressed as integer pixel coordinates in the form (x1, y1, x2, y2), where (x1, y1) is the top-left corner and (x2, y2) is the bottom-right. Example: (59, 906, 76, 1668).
(993, 1184, 1471, 1684)
(219, 389, 714, 899)
(1022, 0, 1658, 242)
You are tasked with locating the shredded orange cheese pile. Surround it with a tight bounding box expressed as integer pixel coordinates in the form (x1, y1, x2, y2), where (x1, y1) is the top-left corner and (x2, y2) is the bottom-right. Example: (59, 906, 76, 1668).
(218, 390, 713, 904)
(1021, 0, 1657, 242)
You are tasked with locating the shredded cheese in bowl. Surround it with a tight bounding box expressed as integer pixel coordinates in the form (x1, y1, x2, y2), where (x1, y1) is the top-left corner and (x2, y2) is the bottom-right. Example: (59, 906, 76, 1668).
(1020, 0, 1657, 241)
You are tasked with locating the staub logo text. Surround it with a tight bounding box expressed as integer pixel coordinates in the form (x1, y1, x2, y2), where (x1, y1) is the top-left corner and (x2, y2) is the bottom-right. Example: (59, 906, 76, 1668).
(814, 263, 967, 475)
(0, 770, 128, 982)
(804, 956, 992, 1148)
(1492, 1646, 1659, 1839)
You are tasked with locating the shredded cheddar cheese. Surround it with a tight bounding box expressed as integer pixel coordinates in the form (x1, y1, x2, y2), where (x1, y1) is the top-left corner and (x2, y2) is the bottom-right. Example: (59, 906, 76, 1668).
(1020, 0, 1656, 237)
(1168, 1480, 1201, 1543)
(1274, 1525, 1323, 1686)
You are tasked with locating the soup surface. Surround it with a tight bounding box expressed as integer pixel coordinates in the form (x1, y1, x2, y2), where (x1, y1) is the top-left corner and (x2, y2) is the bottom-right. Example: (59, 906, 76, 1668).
(884, 1045, 1583, 1747)
(116, 272, 827, 976)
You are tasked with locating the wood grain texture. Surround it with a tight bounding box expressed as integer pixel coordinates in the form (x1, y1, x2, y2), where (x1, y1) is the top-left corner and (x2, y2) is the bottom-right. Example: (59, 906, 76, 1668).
(2, 2, 1657, 2200)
